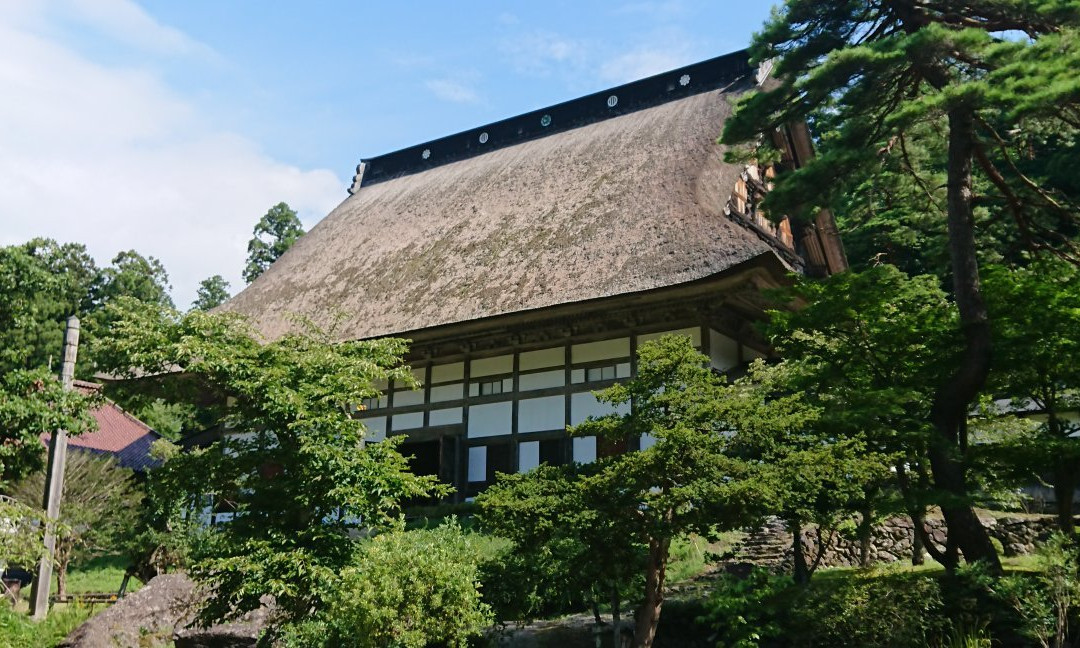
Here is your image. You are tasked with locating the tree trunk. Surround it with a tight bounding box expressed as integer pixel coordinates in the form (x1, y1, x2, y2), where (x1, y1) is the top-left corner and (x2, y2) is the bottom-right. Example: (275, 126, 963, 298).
(911, 510, 925, 566)
(610, 581, 624, 648)
(1052, 463, 1076, 536)
(791, 521, 810, 585)
(632, 537, 670, 648)
(858, 504, 873, 568)
(928, 105, 1002, 574)
(56, 557, 68, 600)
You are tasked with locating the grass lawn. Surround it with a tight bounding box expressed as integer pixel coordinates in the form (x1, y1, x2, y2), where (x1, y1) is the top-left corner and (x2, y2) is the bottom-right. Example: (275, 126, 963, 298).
(64, 555, 142, 595)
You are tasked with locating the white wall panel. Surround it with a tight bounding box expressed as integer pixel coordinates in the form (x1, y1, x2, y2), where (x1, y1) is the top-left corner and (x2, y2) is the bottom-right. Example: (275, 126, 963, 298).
(570, 391, 629, 425)
(392, 412, 424, 430)
(394, 389, 424, 407)
(572, 338, 630, 364)
(519, 369, 564, 391)
(709, 329, 740, 371)
(429, 407, 463, 426)
(468, 401, 512, 438)
(518, 396, 566, 433)
(471, 355, 514, 377)
(520, 347, 564, 371)
(430, 383, 464, 402)
(362, 416, 387, 442)
(431, 362, 465, 383)
(573, 436, 596, 464)
(638, 327, 701, 347)
(518, 441, 540, 473)
(468, 446, 487, 482)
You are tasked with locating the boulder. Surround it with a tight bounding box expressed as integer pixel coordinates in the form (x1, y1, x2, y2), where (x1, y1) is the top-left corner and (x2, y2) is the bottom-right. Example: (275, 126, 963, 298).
(59, 573, 198, 648)
(60, 573, 274, 648)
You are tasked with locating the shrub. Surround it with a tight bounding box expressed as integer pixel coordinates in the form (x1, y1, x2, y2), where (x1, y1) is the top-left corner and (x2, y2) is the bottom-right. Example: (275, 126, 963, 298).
(282, 520, 494, 648)
(785, 571, 947, 648)
(699, 567, 791, 647)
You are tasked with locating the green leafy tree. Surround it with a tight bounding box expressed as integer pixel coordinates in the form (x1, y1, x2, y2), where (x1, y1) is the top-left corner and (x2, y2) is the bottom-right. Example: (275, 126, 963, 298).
(94, 299, 445, 630)
(766, 266, 966, 566)
(0, 245, 57, 374)
(11, 452, 142, 597)
(191, 275, 231, 311)
(94, 250, 173, 309)
(283, 522, 494, 648)
(477, 462, 643, 631)
(243, 202, 304, 284)
(725, 360, 890, 582)
(722, 0, 1080, 571)
(0, 369, 99, 487)
(984, 259, 1080, 534)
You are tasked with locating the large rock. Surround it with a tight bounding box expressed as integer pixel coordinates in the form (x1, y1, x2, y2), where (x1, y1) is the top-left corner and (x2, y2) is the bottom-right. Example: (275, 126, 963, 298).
(60, 573, 273, 648)
(59, 573, 198, 648)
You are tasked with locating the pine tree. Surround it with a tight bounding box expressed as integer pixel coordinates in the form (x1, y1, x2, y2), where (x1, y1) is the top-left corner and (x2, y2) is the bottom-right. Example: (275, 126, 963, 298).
(723, 1, 1080, 571)
(243, 202, 304, 284)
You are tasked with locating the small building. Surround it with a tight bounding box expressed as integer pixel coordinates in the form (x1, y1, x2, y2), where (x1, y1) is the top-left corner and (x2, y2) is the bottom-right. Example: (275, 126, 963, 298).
(222, 50, 847, 498)
(41, 380, 163, 473)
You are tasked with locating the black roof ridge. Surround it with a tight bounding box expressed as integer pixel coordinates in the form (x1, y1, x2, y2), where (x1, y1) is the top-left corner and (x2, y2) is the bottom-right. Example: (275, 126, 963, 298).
(349, 49, 753, 191)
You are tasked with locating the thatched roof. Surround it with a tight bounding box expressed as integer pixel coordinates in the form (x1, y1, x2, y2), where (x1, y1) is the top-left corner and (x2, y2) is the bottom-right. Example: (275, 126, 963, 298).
(224, 55, 801, 342)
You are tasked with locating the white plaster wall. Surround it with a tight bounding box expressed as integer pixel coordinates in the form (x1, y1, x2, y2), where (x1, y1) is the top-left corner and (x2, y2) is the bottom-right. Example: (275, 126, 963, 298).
(430, 383, 464, 402)
(520, 346, 564, 371)
(638, 327, 701, 346)
(362, 416, 387, 442)
(392, 412, 424, 430)
(518, 441, 540, 472)
(709, 329, 740, 371)
(394, 389, 424, 407)
(573, 436, 596, 463)
(468, 446, 486, 482)
(520, 369, 564, 391)
(572, 338, 630, 364)
(429, 407, 463, 426)
(471, 354, 514, 377)
(570, 391, 629, 425)
(431, 362, 465, 383)
(468, 401, 512, 438)
(518, 395, 566, 433)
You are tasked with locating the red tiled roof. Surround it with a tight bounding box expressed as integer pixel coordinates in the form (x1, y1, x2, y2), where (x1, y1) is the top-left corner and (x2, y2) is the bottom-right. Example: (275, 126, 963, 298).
(41, 380, 161, 471)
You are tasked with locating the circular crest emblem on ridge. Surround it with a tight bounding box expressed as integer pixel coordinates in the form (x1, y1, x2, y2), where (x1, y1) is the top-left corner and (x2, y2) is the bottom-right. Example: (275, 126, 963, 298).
(607, 95, 618, 108)
(479, 132, 489, 144)
(540, 114, 552, 127)
(421, 149, 431, 160)
(679, 74, 691, 86)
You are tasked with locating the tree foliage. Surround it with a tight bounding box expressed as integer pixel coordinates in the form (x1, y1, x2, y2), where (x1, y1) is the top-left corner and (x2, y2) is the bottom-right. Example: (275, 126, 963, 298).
(94, 299, 445, 627)
(243, 202, 304, 284)
(984, 259, 1080, 534)
(722, 0, 1080, 571)
(191, 275, 231, 311)
(10, 452, 142, 597)
(282, 521, 494, 648)
(0, 369, 99, 487)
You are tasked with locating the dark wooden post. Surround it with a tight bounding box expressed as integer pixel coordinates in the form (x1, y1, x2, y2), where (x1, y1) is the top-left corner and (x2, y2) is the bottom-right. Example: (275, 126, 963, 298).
(30, 316, 79, 619)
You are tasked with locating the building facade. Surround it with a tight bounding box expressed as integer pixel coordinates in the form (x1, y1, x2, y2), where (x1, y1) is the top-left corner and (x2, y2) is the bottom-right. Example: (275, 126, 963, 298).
(222, 50, 847, 499)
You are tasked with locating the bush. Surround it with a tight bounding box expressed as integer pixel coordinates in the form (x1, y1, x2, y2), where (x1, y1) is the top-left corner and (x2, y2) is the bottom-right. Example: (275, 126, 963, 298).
(786, 571, 947, 648)
(0, 604, 92, 648)
(699, 567, 791, 648)
(281, 520, 494, 648)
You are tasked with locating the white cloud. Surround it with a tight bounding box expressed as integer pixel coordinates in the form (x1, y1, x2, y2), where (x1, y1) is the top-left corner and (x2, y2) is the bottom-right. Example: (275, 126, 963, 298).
(500, 30, 590, 78)
(0, 2, 343, 309)
(598, 45, 695, 84)
(62, 0, 218, 60)
(425, 78, 481, 104)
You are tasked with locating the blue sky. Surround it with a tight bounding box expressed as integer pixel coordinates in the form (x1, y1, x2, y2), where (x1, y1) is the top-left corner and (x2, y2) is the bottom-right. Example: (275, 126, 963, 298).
(0, 1, 776, 308)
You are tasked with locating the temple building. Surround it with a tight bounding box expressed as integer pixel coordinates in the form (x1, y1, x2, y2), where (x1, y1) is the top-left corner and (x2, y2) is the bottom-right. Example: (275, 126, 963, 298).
(221, 50, 847, 499)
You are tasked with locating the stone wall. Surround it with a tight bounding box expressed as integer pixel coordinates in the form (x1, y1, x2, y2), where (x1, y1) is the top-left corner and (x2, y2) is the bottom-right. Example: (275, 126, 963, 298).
(737, 514, 1065, 569)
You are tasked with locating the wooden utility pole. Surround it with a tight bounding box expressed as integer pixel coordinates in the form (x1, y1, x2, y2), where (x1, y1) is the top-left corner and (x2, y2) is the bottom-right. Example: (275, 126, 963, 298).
(29, 316, 79, 619)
